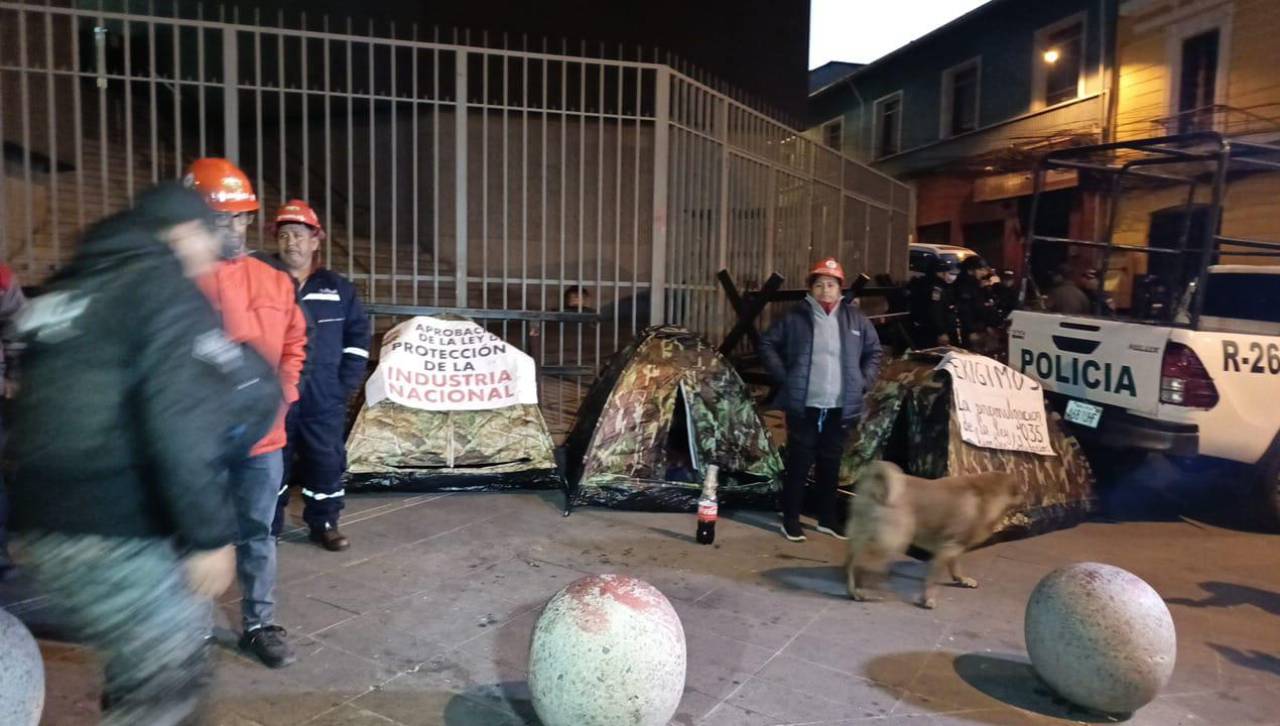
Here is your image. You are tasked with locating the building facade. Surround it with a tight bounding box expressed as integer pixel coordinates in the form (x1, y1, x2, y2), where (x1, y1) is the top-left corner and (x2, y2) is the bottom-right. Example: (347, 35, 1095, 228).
(809, 0, 1118, 277)
(1110, 0, 1280, 274)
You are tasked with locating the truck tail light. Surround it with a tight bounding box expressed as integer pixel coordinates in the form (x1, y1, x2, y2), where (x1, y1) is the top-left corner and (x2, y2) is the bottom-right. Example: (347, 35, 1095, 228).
(1161, 342, 1219, 408)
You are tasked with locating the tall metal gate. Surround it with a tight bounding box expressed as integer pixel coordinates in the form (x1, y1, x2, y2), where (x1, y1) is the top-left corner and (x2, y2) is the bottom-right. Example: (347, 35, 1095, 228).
(0, 1, 911, 429)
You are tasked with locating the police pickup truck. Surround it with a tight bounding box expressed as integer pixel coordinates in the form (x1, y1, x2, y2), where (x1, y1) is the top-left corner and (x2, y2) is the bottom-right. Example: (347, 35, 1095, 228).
(1009, 264, 1280, 525)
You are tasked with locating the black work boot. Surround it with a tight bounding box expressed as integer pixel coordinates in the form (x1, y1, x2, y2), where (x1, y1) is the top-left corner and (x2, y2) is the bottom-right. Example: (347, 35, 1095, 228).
(238, 625, 296, 668)
(309, 523, 350, 552)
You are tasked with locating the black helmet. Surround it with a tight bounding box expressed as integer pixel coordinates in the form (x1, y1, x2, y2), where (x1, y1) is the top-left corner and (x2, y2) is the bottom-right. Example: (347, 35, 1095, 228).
(932, 258, 960, 275)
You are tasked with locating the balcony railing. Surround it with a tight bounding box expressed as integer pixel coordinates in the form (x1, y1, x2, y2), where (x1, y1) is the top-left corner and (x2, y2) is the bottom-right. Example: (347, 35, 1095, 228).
(1150, 103, 1280, 138)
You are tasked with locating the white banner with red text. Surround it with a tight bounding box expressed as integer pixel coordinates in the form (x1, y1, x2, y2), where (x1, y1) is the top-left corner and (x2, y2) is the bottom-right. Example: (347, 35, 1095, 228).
(365, 316, 538, 411)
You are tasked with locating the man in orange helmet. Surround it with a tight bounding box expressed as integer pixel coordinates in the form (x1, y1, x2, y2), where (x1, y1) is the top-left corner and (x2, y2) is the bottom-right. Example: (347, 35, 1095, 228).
(268, 200, 370, 552)
(185, 158, 307, 668)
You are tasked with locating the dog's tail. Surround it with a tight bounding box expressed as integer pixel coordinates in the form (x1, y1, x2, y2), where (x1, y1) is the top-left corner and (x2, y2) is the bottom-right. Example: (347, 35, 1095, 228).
(857, 461, 904, 507)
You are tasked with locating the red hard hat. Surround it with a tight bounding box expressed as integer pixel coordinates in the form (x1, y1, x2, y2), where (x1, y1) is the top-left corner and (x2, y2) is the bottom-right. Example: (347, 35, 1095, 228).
(183, 158, 259, 213)
(272, 199, 324, 237)
(807, 257, 845, 284)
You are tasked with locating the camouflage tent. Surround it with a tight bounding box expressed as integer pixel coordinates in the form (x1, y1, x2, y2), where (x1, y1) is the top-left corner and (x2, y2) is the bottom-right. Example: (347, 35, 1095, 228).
(566, 326, 783, 511)
(344, 313, 560, 493)
(842, 352, 1095, 538)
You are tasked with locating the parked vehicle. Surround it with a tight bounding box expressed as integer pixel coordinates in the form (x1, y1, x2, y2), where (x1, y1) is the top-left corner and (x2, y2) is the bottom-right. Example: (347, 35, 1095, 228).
(1007, 133, 1280, 527)
(908, 243, 986, 279)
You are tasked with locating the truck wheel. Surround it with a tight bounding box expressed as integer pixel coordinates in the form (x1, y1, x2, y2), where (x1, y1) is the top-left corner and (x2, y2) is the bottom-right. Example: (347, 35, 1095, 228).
(1255, 448, 1280, 532)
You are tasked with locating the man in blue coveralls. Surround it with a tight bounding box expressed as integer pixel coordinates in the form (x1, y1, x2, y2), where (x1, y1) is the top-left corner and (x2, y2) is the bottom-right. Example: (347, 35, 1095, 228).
(269, 200, 371, 551)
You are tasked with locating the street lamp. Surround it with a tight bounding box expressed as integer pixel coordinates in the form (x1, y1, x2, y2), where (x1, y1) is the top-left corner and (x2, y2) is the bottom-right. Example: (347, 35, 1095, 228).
(1043, 48, 1060, 64)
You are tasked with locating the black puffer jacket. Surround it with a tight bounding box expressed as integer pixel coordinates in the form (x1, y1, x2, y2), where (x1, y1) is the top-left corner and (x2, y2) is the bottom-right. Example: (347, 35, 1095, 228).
(759, 300, 883, 422)
(5, 202, 281, 551)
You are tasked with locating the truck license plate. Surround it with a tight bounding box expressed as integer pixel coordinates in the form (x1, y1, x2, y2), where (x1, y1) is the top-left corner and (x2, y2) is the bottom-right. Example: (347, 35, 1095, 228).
(1064, 400, 1103, 429)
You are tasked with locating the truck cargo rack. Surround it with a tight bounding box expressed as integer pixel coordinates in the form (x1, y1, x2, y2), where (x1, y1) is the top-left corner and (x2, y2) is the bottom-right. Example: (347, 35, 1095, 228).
(1022, 131, 1280, 329)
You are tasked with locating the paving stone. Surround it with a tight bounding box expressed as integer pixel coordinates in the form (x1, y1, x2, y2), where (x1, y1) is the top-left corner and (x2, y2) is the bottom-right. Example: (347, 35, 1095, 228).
(286, 572, 403, 616)
(680, 627, 775, 699)
(272, 584, 363, 637)
(752, 653, 901, 719)
(694, 699, 787, 726)
(668, 686, 720, 725)
(303, 703, 404, 725)
(1166, 686, 1280, 725)
(725, 674, 870, 722)
(351, 669, 525, 726)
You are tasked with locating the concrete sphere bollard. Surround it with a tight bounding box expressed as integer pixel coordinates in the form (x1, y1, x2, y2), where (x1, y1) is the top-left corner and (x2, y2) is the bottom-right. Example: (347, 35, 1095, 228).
(1025, 563, 1175, 714)
(529, 574, 686, 726)
(0, 607, 44, 726)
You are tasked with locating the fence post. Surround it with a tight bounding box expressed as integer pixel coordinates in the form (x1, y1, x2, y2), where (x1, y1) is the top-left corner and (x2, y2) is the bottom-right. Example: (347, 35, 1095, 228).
(716, 96, 730, 337)
(222, 28, 239, 162)
(763, 168, 776, 281)
(455, 50, 469, 307)
(648, 66, 671, 326)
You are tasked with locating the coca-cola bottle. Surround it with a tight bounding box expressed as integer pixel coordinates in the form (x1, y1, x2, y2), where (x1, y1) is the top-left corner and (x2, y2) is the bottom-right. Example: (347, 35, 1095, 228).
(696, 464, 720, 545)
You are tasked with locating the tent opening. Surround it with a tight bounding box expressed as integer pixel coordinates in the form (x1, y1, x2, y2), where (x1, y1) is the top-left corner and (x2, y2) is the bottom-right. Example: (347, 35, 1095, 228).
(664, 385, 700, 484)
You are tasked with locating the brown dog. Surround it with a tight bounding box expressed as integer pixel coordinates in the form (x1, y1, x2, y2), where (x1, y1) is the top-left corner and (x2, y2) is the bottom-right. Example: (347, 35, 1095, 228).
(844, 461, 1021, 609)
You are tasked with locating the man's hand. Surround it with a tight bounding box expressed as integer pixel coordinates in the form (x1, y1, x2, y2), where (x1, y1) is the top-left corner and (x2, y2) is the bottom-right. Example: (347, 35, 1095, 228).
(185, 545, 235, 599)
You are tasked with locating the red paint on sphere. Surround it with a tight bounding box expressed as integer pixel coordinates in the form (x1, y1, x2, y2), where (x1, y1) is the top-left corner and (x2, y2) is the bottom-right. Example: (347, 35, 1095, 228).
(562, 575, 669, 634)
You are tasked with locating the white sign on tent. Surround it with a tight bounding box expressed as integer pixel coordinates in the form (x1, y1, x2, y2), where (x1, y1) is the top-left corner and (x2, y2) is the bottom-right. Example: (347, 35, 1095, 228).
(365, 316, 539, 411)
(935, 351, 1056, 457)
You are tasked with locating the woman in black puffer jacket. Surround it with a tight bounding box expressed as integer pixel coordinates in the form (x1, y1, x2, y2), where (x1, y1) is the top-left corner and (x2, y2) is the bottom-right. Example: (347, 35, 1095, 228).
(760, 257, 883, 542)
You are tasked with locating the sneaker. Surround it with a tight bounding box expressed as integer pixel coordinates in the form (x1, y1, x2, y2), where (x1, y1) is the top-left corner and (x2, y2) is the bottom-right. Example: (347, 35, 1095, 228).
(815, 524, 848, 541)
(780, 520, 807, 542)
(238, 625, 296, 668)
(309, 524, 350, 552)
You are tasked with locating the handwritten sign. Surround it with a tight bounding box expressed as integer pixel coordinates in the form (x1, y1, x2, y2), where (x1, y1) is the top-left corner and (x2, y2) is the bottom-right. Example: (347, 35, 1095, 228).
(365, 316, 538, 411)
(935, 352, 1056, 456)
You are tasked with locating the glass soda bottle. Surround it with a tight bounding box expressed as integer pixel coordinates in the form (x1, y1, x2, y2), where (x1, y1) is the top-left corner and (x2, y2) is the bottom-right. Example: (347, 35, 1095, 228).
(696, 464, 720, 545)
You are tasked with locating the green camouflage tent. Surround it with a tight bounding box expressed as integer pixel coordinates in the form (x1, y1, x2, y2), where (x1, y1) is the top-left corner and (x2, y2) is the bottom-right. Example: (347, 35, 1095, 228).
(566, 326, 783, 511)
(841, 352, 1095, 538)
(344, 314, 560, 493)
(345, 402, 561, 492)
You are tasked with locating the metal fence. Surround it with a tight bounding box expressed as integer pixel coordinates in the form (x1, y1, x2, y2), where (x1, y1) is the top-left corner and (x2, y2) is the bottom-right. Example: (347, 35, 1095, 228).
(0, 1, 911, 408)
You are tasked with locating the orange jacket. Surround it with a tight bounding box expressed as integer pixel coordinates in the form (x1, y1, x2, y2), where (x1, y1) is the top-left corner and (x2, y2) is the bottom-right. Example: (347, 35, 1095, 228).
(198, 256, 307, 455)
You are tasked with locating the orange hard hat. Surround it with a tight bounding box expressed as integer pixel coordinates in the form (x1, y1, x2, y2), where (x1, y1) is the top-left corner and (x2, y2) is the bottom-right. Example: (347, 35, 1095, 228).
(272, 199, 324, 237)
(807, 257, 845, 284)
(183, 158, 259, 213)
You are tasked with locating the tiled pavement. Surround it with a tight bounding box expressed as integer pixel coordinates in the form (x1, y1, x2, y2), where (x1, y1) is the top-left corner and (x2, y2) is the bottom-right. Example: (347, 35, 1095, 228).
(29, 489, 1280, 725)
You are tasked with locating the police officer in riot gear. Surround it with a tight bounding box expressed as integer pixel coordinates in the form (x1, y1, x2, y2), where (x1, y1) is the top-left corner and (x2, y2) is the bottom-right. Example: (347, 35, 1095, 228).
(956, 256, 996, 348)
(909, 258, 961, 348)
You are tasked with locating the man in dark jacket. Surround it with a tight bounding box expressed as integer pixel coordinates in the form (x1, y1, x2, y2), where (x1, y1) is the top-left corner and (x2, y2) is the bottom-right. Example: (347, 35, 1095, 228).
(955, 256, 994, 349)
(760, 258, 883, 542)
(5, 183, 281, 725)
(268, 200, 371, 551)
(993, 269, 1020, 321)
(909, 258, 961, 348)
